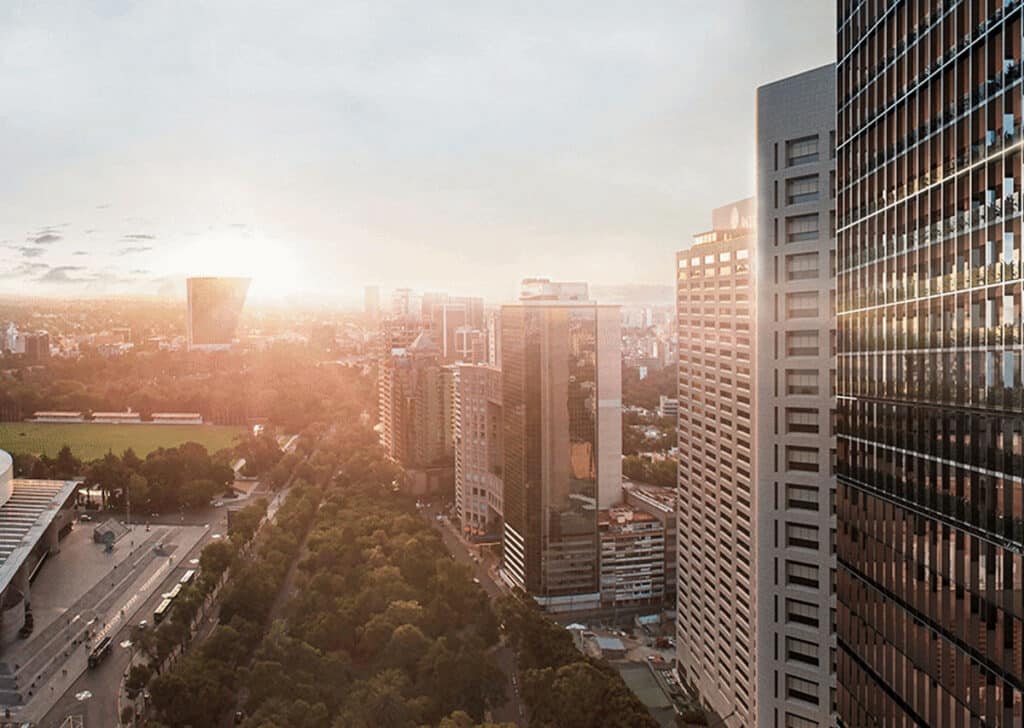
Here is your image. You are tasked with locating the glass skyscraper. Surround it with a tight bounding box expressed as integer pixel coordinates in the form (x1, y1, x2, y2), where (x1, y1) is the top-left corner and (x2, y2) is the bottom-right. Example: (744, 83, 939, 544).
(837, 2, 1024, 725)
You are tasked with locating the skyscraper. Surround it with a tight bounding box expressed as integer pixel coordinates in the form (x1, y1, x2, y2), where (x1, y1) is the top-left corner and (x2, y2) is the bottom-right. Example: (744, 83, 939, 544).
(755, 64, 837, 728)
(452, 363, 504, 539)
(186, 277, 250, 351)
(675, 198, 755, 725)
(837, 4, 1023, 725)
(499, 294, 621, 612)
(377, 332, 452, 494)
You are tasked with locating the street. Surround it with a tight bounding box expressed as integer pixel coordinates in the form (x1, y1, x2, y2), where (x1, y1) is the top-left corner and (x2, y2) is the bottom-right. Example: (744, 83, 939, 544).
(421, 508, 526, 726)
(37, 500, 235, 728)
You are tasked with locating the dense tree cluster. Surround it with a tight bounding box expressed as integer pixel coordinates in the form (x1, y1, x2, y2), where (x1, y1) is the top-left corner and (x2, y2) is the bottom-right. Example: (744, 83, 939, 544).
(0, 344, 373, 430)
(622, 364, 676, 412)
(622, 454, 678, 488)
(128, 498, 268, 700)
(240, 468, 506, 727)
(148, 481, 321, 727)
(497, 594, 659, 728)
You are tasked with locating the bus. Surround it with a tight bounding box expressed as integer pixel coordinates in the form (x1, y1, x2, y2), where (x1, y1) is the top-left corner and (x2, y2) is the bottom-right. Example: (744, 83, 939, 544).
(88, 637, 113, 668)
(164, 584, 183, 601)
(180, 569, 196, 586)
(154, 598, 173, 623)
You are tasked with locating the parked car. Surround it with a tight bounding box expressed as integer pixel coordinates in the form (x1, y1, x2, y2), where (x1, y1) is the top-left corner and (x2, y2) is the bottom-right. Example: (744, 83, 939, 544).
(79, 514, 93, 522)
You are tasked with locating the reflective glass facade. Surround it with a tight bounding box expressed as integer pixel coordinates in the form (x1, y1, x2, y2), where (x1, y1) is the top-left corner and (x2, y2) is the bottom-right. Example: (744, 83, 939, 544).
(501, 304, 604, 606)
(837, 2, 1024, 725)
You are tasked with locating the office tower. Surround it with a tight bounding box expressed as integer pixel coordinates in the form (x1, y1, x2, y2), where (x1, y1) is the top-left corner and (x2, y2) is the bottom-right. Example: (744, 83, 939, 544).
(450, 296, 485, 329)
(755, 65, 837, 728)
(836, 5, 1024, 726)
(436, 302, 468, 362)
(486, 311, 502, 368)
(22, 332, 50, 362)
(452, 364, 503, 538)
(391, 288, 413, 318)
(499, 296, 622, 612)
(675, 198, 755, 725)
(420, 292, 449, 325)
(364, 285, 380, 323)
(186, 277, 250, 351)
(519, 278, 590, 301)
(377, 332, 451, 493)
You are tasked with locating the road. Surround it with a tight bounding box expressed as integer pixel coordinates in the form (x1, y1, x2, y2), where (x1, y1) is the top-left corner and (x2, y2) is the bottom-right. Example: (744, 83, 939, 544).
(38, 502, 235, 728)
(421, 509, 526, 726)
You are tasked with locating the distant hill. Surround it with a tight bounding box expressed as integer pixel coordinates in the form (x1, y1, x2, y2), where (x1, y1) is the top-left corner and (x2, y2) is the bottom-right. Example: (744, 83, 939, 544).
(590, 284, 675, 306)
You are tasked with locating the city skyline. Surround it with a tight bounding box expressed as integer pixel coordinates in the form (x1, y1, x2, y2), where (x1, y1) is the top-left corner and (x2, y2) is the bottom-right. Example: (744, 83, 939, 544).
(1, 1, 833, 301)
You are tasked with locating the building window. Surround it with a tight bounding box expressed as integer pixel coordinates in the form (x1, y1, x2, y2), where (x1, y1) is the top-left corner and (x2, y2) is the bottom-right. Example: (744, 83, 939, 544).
(786, 636, 820, 666)
(786, 446, 819, 472)
(785, 712, 820, 728)
(785, 483, 820, 511)
(786, 370, 819, 395)
(785, 408, 819, 434)
(785, 560, 819, 589)
(786, 175, 820, 204)
(786, 136, 819, 166)
(786, 675, 820, 705)
(786, 522, 820, 550)
(785, 252, 819, 281)
(785, 292, 819, 320)
(786, 214, 820, 242)
(786, 330, 819, 356)
(785, 598, 820, 627)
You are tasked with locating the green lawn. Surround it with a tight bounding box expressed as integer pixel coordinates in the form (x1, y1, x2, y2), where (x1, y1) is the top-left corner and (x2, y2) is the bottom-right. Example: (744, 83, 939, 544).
(0, 422, 248, 461)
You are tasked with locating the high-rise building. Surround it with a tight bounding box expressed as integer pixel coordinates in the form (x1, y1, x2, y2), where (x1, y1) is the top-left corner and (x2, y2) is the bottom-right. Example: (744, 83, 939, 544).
(598, 504, 667, 608)
(486, 311, 502, 368)
(837, 4, 1024, 726)
(377, 332, 452, 494)
(364, 285, 380, 323)
(186, 277, 250, 351)
(391, 288, 413, 319)
(675, 198, 755, 725)
(755, 64, 837, 728)
(22, 332, 50, 362)
(499, 297, 622, 612)
(435, 302, 469, 362)
(452, 364, 504, 539)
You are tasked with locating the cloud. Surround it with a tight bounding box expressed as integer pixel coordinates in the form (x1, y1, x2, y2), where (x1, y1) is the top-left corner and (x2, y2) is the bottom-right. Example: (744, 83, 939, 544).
(124, 233, 155, 240)
(129, 268, 151, 275)
(39, 265, 87, 283)
(118, 245, 153, 254)
(17, 246, 46, 258)
(0, 262, 50, 279)
(72, 250, 89, 256)
(29, 232, 62, 244)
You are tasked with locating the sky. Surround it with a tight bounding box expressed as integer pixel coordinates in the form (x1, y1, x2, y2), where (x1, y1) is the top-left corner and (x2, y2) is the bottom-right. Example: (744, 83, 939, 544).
(0, 1, 835, 304)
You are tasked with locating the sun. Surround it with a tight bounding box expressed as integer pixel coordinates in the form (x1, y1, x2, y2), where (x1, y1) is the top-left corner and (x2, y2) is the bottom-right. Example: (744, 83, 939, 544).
(175, 234, 300, 299)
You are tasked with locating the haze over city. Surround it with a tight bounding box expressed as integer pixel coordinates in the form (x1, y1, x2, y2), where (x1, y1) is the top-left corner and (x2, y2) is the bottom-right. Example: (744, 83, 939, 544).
(4, 2, 1024, 728)
(2, 1, 832, 301)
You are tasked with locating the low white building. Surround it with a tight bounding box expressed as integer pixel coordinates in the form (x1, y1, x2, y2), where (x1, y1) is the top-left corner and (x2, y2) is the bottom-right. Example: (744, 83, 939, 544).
(150, 413, 203, 425)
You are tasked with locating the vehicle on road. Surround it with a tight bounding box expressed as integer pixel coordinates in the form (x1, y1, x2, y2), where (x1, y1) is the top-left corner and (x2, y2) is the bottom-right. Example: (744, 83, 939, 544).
(137, 619, 148, 630)
(87, 637, 113, 668)
(180, 569, 197, 585)
(78, 514, 93, 522)
(154, 598, 173, 623)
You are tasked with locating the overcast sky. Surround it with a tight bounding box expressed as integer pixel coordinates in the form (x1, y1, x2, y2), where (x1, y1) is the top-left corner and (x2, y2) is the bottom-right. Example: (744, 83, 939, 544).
(0, 1, 835, 303)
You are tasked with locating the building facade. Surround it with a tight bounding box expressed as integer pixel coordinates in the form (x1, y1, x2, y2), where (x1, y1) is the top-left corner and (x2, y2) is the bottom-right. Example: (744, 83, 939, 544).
(377, 332, 451, 493)
(499, 298, 622, 612)
(837, 3, 1024, 725)
(453, 363, 504, 539)
(676, 198, 756, 726)
(756, 64, 838, 728)
(598, 505, 666, 608)
(186, 277, 250, 351)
